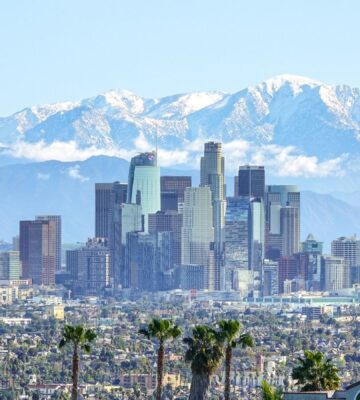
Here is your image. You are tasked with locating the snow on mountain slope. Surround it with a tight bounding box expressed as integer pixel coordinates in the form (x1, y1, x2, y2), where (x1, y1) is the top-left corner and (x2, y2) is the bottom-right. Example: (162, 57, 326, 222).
(1, 74, 360, 181)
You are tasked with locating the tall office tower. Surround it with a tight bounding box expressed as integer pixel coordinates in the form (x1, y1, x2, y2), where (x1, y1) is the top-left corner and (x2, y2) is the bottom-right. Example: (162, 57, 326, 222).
(181, 187, 215, 290)
(224, 197, 250, 290)
(0, 251, 21, 280)
(95, 182, 127, 238)
(126, 231, 172, 291)
(323, 256, 347, 291)
(331, 236, 360, 285)
(278, 256, 299, 293)
(127, 152, 160, 232)
(280, 207, 300, 256)
(20, 219, 57, 285)
(149, 210, 183, 267)
(266, 185, 300, 259)
(160, 176, 192, 211)
(262, 260, 279, 296)
(111, 203, 142, 288)
(238, 166, 265, 198)
(200, 142, 226, 290)
(66, 238, 111, 296)
(36, 216, 62, 271)
(249, 198, 265, 272)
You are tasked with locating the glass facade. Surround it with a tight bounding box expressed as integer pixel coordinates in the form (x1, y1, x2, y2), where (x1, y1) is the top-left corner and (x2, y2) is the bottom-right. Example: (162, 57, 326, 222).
(127, 152, 160, 232)
(224, 197, 250, 289)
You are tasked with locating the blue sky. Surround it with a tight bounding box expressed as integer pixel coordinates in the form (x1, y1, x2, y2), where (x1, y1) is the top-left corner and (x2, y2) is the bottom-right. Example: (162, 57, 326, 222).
(1, 0, 359, 115)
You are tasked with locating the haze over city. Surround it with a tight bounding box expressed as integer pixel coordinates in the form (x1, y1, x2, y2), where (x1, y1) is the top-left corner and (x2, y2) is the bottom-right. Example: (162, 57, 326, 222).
(1, 2, 360, 400)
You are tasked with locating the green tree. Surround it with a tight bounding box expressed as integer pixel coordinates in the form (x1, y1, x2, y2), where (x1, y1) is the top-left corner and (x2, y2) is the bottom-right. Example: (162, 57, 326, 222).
(218, 320, 254, 400)
(59, 325, 97, 400)
(184, 325, 224, 400)
(292, 350, 340, 391)
(261, 380, 282, 400)
(139, 319, 181, 400)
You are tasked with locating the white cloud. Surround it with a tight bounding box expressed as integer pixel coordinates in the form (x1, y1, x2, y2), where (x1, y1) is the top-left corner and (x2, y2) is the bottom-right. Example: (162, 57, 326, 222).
(36, 172, 50, 180)
(3, 137, 348, 179)
(5, 139, 135, 162)
(68, 165, 89, 182)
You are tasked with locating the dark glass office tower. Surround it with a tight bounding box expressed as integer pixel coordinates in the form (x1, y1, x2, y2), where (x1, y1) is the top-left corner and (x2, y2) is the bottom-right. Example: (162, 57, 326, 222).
(20, 219, 57, 285)
(160, 176, 192, 208)
(36, 215, 61, 271)
(95, 182, 127, 239)
(238, 166, 265, 199)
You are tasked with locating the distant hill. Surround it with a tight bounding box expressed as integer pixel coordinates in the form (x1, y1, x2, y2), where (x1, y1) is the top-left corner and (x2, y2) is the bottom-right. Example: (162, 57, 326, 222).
(0, 156, 358, 249)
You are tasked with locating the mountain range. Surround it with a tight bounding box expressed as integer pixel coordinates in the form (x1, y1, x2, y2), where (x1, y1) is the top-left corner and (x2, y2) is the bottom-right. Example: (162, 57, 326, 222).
(0, 75, 360, 246)
(0, 156, 359, 250)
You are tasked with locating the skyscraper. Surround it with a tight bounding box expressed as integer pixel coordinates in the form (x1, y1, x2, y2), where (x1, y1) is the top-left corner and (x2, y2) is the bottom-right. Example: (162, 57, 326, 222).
(127, 152, 160, 232)
(149, 210, 183, 268)
(181, 187, 215, 290)
(323, 256, 347, 291)
(224, 197, 250, 290)
(249, 198, 265, 272)
(111, 203, 142, 288)
(280, 207, 300, 256)
(95, 182, 127, 238)
(266, 185, 300, 259)
(238, 166, 265, 198)
(200, 142, 226, 289)
(20, 219, 58, 285)
(126, 231, 172, 291)
(66, 237, 111, 296)
(331, 235, 360, 286)
(160, 176, 192, 211)
(36, 215, 62, 271)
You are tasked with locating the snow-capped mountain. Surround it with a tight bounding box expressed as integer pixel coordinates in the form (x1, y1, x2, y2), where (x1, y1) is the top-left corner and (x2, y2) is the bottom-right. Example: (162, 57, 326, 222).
(1, 74, 360, 171)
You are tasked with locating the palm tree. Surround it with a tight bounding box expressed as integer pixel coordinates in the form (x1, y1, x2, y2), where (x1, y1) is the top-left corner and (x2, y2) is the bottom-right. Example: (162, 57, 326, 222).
(291, 350, 340, 391)
(184, 325, 224, 400)
(261, 380, 282, 400)
(218, 319, 254, 400)
(59, 325, 97, 400)
(139, 319, 181, 400)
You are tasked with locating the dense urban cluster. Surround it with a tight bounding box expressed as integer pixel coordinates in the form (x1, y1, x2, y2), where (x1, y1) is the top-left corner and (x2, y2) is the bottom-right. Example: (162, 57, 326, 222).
(0, 296, 359, 399)
(1, 141, 360, 399)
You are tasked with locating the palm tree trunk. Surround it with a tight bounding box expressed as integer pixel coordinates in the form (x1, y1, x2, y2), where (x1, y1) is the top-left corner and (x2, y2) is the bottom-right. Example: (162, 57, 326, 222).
(189, 372, 210, 400)
(224, 345, 232, 400)
(156, 341, 164, 400)
(72, 343, 79, 400)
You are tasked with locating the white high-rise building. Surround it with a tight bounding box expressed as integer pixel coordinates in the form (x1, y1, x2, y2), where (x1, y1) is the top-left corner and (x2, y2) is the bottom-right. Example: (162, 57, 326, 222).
(181, 187, 215, 290)
(323, 256, 347, 291)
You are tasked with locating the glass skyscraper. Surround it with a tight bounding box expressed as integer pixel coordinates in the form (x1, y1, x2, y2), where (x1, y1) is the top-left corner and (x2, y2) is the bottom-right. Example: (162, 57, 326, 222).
(127, 152, 160, 232)
(224, 197, 250, 289)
